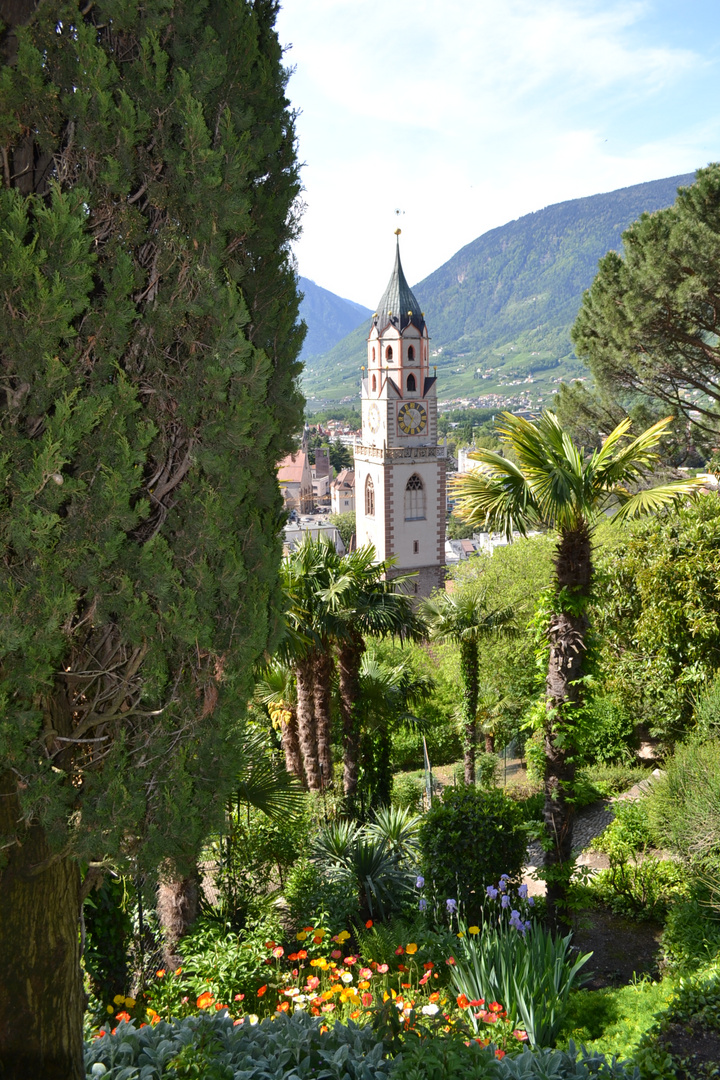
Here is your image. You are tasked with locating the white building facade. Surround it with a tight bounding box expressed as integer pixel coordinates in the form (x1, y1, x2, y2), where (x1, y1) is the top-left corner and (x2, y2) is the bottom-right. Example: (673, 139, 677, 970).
(354, 234, 446, 597)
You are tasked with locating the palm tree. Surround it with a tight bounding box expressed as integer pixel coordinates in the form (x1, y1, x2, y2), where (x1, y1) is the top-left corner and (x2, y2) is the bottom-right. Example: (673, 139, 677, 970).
(451, 410, 700, 924)
(255, 660, 305, 783)
(318, 546, 418, 812)
(421, 587, 515, 784)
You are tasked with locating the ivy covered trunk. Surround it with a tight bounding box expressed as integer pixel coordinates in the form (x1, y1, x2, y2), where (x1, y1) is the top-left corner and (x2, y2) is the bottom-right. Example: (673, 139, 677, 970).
(460, 639, 479, 784)
(544, 521, 591, 927)
(313, 649, 335, 789)
(0, 778, 83, 1080)
(338, 632, 365, 811)
(295, 661, 322, 790)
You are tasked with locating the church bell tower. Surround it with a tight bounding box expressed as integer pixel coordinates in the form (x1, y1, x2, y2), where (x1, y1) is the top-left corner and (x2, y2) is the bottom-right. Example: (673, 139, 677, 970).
(354, 232, 446, 597)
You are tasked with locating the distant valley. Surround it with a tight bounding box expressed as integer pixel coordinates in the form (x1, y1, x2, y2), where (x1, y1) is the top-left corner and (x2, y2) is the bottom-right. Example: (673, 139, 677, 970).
(300, 172, 695, 411)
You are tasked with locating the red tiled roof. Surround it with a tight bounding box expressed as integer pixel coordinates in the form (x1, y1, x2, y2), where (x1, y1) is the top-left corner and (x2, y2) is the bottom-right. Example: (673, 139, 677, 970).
(333, 469, 355, 489)
(277, 451, 308, 484)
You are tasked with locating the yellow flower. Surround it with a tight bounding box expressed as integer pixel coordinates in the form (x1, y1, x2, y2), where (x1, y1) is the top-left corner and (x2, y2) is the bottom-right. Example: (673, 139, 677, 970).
(337, 930, 351, 942)
(124, 997, 136, 1009)
(383, 992, 390, 1002)
(331, 984, 343, 994)
(296, 932, 308, 941)
(106, 1006, 114, 1014)
(468, 926, 480, 935)
(457, 932, 465, 938)
(405, 943, 418, 955)
(113, 995, 125, 1005)
(358, 981, 370, 990)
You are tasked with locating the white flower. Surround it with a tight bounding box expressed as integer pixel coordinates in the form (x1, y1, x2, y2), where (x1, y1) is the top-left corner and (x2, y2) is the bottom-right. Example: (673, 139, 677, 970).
(421, 1003, 440, 1016)
(91, 1067, 108, 1078)
(248, 1014, 259, 1026)
(341, 972, 353, 984)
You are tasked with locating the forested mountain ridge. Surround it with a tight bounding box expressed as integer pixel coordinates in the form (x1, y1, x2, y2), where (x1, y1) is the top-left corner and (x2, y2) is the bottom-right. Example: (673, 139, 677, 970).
(302, 172, 695, 408)
(298, 276, 372, 361)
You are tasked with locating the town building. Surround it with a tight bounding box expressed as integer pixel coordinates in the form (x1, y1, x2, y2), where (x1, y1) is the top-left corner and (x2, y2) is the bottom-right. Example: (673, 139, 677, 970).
(277, 443, 314, 514)
(354, 233, 446, 597)
(331, 469, 355, 514)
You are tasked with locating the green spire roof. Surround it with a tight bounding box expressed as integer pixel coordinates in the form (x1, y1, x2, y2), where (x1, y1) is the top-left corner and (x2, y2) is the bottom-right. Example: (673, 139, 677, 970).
(374, 237, 425, 332)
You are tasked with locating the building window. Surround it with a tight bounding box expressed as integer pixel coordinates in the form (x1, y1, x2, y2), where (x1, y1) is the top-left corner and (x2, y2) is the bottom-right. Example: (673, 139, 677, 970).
(413, 582, 418, 595)
(385, 346, 393, 361)
(372, 374, 377, 391)
(408, 345, 415, 361)
(406, 373, 416, 392)
(372, 347, 376, 361)
(365, 475, 375, 517)
(413, 540, 419, 553)
(404, 474, 425, 520)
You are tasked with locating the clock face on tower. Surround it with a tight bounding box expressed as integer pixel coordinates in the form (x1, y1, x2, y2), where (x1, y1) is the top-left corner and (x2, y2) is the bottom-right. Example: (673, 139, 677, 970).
(397, 401, 428, 435)
(367, 403, 381, 434)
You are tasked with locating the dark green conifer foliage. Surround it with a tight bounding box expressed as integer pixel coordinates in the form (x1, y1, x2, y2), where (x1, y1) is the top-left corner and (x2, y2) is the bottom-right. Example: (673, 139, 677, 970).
(0, 1, 303, 1074)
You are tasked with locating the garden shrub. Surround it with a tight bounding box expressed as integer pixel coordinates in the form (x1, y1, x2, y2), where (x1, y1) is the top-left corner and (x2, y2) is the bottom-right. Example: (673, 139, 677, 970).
(648, 737, 720, 871)
(392, 1038, 638, 1080)
(284, 855, 362, 931)
(476, 753, 500, 789)
(660, 891, 720, 973)
(593, 801, 658, 857)
(576, 696, 637, 765)
(392, 774, 424, 814)
(85, 1011, 394, 1080)
(586, 857, 687, 922)
(391, 717, 462, 772)
(580, 764, 652, 799)
(418, 787, 527, 922)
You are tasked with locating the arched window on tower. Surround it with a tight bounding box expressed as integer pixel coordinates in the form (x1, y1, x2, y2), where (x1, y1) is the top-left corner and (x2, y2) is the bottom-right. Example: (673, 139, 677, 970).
(365, 475, 375, 517)
(404, 474, 425, 521)
(372, 347, 376, 361)
(407, 345, 415, 361)
(406, 373, 416, 392)
(372, 374, 377, 391)
(385, 346, 393, 361)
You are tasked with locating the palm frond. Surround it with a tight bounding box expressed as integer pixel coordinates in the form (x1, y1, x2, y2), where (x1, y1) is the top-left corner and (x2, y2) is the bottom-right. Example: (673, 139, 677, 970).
(233, 730, 306, 820)
(611, 479, 704, 523)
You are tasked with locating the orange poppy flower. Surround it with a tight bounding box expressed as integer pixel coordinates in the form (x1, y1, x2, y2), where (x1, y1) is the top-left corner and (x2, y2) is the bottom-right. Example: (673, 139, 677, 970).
(297, 950, 308, 960)
(456, 995, 469, 1009)
(156, 969, 166, 977)
(257, 985, 267, 997)
(196, 992, 214, 1010)
(365, 920, 373, 928)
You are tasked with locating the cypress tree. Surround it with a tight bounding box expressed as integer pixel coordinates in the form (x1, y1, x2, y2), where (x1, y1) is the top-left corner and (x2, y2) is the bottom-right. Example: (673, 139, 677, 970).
(0, 1, 303, 1076)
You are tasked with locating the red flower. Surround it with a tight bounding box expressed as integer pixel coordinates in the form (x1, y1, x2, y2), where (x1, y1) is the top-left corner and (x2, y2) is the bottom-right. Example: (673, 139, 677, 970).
(445, 957, 456, 966)
(156, 969, 166, 977)
(362, 992, 373, 1006)
(234, 993, 245, 1001)
(331, 950, 342, 959)
(377, 963, 389, 974)
(265, 941, 276, 950)
(423, 962, 434, 970)
(115, 1011, 131, 1023)
(401, 982, 411, 989)
(277, 1001, 290, 1012)
(272, 946, 284, 959)
(288, 953, 299, 962)
(489, 1001, 504, 1013)
(395, 946, 404, 956)
(456, 994, 470, 1009)
(513, 1029, 529, 1042)
(196, 992, 214, 1010)
(344, 955, 358, 965)
(297, 950, 308, 960)
(365, 920, 373, 929)
(495, 1049, 506, 1060)
(257, 985, 267, 997)
(398, 964, 406, 972)
(469, 999, 485, 1007)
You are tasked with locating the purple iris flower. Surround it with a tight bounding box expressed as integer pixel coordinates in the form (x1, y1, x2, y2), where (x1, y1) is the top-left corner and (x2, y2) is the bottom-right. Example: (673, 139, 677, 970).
(446, 898, 457, 914)
(486, 885, 498, 900)
(518, 884, 528, 899)
(416, 876, 425, 889)
(419, 897, 428, 913)
(501, 894, 510, 909)
(527, 896, 535, 907)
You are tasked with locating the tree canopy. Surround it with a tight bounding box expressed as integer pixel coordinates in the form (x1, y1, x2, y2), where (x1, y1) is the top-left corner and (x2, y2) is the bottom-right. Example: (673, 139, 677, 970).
(572, 164, 720, 435)
(0, 0, 303, 1071)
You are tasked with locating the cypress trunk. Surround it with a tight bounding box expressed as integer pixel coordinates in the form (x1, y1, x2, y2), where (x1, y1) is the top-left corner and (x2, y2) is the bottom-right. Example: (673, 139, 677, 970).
(338, 632, 365, 811)
(279, 705, 305, 784)
(543, 522, 592, 928)
(0, 779, 84, 1080)
(295, 661, 322, 790)
(460, 639, 479, 784)
(313, 649, 335, 789)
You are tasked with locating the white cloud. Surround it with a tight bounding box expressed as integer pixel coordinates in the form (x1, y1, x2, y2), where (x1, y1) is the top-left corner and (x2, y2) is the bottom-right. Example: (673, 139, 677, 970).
(277, 0, 714, 302)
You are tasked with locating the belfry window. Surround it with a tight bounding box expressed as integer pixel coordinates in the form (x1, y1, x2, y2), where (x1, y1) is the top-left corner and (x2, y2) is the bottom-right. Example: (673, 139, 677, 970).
(385, 346, 393, 361)
(404, 474, 425, 521)
(407, 345, 415, 361)
(406, 373, 416, 392)
(372, 374, 377, 391)
(372, 347, 376, 361)
(365, 476, 375, 516)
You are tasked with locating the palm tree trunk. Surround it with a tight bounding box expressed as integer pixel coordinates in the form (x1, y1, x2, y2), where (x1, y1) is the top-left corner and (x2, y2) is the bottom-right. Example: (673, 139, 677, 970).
(460, 639, 479, 784)
(295, 659, 322, 790)
(313, 648, 335, 789)
(485, 732, 495, 754)
(279, 705, 305, 784)
(544, 522, 591, 929)
(157, 871, 199, 968)
(338, 631, 365, 812)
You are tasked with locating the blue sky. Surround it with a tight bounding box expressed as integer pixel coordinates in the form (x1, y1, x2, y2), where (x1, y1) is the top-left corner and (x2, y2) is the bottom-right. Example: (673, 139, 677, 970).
(276, 0, 720, 306)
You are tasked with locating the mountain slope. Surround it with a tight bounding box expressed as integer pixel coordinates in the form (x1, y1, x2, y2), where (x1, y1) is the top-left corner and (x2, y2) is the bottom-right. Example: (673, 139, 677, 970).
(303, 172, 695, 407)
(298, 276, 372, 361)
